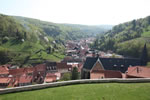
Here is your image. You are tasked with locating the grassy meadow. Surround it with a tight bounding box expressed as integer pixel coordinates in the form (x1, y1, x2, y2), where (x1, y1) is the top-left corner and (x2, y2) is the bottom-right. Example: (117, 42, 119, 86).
(0, 83, 150, 100)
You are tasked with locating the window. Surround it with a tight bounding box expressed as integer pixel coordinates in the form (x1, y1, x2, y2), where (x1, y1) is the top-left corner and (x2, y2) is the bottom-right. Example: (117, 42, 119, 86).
(114, 64, 117, 67)
(121, 65, 124, 68)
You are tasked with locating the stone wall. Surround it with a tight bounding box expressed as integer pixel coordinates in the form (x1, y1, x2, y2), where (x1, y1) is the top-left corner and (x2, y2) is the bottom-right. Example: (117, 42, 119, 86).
(1, 78, 150, 94)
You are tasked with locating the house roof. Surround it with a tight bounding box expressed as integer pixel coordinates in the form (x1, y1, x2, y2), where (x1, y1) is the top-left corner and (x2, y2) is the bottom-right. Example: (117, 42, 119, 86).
(0, 65, 9, 75)
(83, 57, 98, 70)
(44, 73, 57, 82)
(18, 75, 33, 84)
(57, 62, 72, 69)
(126, 66, 150, 78)
(0, 77, 11, 84)
(9, 68, 26, 76)
(83, 57, 142, 73)
(9, 67, 35, 76)
(46, 73, 57, 77)
(35, 64, 46, 72)
(26, 67, 35, 73)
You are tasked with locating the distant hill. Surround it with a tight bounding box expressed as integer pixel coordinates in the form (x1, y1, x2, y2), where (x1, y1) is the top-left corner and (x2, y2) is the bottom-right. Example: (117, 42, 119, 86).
(63, 24, 113, 37)
(0, 13, 111, 66)
(92, 16, 150, 61)
(14, 16, 112, 40)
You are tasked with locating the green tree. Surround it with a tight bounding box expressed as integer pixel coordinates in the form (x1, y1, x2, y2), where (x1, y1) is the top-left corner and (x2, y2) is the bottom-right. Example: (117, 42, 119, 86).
(71, 67, 79, 80)
(0, 49, 11, 64)
(61, 73, 71, 81)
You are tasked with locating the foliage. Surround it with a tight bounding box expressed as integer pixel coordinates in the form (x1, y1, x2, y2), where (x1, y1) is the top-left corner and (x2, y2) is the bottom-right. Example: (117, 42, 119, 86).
(92, 16, 150, 60)
(71, 67, 79, 80)
(0, 13, 111, 65)
(0, 48, 12, 64)
(147, 62, 150, 66)
(1, 83, 150, 100)
(60, 73, 71, 81)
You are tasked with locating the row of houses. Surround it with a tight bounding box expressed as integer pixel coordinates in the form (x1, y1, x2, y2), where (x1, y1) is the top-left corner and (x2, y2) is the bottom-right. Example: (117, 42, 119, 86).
(0, 62, 83, 88)
(81, 44, 149, 79)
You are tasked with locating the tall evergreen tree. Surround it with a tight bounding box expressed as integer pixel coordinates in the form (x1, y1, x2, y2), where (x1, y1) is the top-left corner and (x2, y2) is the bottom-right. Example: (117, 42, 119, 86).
(71, 67, 79, 80)
(141, 43, 148, 65)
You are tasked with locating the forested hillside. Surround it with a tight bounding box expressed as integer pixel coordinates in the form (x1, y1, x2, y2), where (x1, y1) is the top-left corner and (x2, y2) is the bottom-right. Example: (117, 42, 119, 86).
(92, 16, 150, 61)
(14, 16, 112, 41)
(0, 14, 111, 66)
(0, 14, 65, 66)
(63, 24, 112, 37)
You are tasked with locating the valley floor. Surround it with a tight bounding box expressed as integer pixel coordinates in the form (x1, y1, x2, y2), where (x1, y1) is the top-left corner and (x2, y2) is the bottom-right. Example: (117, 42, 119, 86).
(0, 83, 150, 100)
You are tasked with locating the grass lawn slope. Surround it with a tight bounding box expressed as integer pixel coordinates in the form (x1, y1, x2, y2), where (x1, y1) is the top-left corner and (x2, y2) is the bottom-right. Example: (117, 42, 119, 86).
(0, 83, 150, 100)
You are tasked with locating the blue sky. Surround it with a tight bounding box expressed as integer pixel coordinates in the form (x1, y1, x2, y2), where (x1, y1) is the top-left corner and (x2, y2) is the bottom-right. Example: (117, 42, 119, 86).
(0, 0, 150, 25)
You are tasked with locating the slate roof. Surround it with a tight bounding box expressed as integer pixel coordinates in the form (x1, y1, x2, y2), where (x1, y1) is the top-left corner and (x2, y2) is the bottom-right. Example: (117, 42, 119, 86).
(83, 57, 142, 73)
(83, 57, 98, 70)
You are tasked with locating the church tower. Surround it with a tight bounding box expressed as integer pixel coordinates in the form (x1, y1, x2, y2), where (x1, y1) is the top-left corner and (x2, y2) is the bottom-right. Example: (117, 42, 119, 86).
(141, 44, 148, 66)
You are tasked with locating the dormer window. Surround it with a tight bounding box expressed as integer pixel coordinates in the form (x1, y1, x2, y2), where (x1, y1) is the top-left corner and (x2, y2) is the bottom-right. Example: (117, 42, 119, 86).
(121, 65, 124, 68)
(114, 64, 117, 67)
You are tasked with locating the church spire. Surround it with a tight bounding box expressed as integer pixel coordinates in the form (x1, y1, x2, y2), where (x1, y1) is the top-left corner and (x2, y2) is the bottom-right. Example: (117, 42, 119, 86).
(141, 43, 148, 65)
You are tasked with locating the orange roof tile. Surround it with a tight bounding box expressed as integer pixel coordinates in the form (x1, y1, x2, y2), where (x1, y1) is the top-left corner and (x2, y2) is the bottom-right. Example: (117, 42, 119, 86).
(127, 66, 150, 78)
(9, 68, 25, 76)
(0, 66, 9, 75)
(18, 75, 33, 84)
(0, 77, 11, 83)
(57, 63, 72, 69)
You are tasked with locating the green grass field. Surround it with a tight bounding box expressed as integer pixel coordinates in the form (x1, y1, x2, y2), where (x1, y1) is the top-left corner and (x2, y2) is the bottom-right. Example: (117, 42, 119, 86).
(0, 83, 150, 100)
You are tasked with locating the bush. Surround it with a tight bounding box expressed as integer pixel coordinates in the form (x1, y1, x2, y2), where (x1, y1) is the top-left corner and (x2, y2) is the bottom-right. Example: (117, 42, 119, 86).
(2, 36, 9, 43)
(61, 73, 71, 81)
(0, 49, 11, 64)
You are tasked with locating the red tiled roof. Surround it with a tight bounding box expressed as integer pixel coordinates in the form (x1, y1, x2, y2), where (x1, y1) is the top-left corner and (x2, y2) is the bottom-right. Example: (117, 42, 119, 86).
(57, 63, 72, 69)
(18, 75, 33, 84)
(44, 78, 53, 82)
(9, 68, 26, 76)
(54, 72, 61, 78)
(35, 64, 46, 72)
(9, 67, 35, 76)
(46, 73, 57, 77)
(0, 66, 9, 75)
(126, 66, 150, 78)
(26, 67, 35, 73)
(44, 73, 57, 82)
(0, 77, 11, 83)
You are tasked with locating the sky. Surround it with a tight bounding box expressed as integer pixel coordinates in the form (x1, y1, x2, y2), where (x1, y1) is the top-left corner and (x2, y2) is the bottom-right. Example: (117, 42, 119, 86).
(0, 0, 150, 25)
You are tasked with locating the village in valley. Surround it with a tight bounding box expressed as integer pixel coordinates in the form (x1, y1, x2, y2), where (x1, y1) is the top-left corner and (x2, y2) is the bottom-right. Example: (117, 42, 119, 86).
(0, 37, 149, 89)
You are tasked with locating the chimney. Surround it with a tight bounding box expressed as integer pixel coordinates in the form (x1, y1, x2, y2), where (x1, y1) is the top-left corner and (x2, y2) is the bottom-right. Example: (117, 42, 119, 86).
(137, 67, 139, 73)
